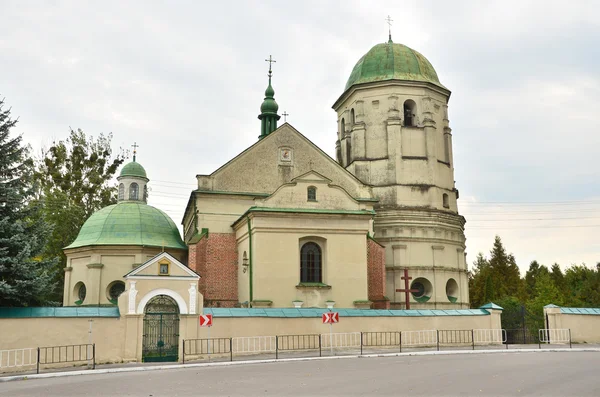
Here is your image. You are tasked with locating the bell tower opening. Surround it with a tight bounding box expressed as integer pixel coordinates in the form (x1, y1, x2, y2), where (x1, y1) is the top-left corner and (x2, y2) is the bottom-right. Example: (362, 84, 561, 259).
(403, 100, 416, 127)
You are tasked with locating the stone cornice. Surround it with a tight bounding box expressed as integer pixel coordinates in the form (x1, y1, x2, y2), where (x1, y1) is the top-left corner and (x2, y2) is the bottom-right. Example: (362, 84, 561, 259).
(86, 263, 104, 269)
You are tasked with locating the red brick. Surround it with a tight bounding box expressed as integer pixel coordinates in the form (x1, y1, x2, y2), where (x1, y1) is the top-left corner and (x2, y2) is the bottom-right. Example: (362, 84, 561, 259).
(188, 233, 238, 308)
(367, 237, 389, 309)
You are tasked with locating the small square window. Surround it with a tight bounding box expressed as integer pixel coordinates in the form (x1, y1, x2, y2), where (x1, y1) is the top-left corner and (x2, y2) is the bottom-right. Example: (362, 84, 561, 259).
(307, 187, 317, 201)
(159, 263, 169, 275)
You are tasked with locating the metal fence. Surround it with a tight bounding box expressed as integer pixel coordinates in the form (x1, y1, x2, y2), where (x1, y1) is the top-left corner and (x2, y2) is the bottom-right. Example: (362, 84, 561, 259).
(232, 336, 277, 355)
(401, 330, 437, 347)
(361, 332, 402, 354)
(539, 329, 571, 347)
(474, 329, 506, 345)
(183, 338, 232, 363)
(437, 330, 475, 350)
(0, 348, 37, 370)
(37, 344, 95, 374)
(276, 334, 321, 359)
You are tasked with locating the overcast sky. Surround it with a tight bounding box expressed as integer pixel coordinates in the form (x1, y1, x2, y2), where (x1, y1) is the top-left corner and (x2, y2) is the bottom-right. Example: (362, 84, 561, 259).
(2, 0, 599, 273)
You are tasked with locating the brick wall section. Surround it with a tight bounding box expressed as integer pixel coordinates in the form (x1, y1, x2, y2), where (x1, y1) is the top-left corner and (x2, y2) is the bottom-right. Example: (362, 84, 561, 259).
(188, 233, 238, 308)
(367, 237, 389, 309)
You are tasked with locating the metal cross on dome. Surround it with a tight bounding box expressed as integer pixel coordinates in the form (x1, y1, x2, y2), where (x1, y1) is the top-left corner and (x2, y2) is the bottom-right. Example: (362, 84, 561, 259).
(265, 55, 276, 76)
(132, 142, 139, 162)
(395, 268, 419, 310)
(385, 15, 393, 40)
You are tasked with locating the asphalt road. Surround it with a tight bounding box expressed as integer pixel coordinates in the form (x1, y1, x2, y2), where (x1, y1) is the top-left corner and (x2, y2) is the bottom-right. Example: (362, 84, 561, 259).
(1, 352, 598, 396)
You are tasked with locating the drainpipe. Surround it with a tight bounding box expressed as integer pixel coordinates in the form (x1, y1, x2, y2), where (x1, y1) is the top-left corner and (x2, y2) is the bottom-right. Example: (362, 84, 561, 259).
(247, 216, 253, 307)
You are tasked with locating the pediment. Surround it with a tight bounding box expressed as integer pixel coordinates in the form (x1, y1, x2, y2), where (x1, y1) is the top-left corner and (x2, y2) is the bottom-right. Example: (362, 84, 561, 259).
(291, 170, 332, 184)
(125, 252, 199, 279)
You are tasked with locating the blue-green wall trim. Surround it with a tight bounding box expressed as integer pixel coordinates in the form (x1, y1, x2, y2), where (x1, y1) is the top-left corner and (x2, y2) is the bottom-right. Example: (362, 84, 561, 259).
(204, 308, 490, 318)
(0, 306, 120, 318)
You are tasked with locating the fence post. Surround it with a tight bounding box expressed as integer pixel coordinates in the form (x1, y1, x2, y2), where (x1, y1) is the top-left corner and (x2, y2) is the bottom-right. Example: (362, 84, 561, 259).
(471, 330, 475, 350)
(182, 340, 185, 364)
(318, 335, 322, 358)
(92, 344, 96, 370)
(230, 338, 233, 361)
(36, 347, 40, 374)
(275, 336, 278, 360)
(436, 330, 440, 351)
(399, 331, 402, 353)
(360, 332, 363, 355)
(569, 329, 572, 349)
(538, 330, 541, 350)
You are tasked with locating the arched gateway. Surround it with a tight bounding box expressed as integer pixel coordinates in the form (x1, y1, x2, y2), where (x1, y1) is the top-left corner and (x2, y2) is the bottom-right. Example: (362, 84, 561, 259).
(142, 295, 180, 362)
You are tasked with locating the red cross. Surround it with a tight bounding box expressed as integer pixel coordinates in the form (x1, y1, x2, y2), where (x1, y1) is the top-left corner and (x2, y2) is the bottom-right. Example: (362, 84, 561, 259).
(395, 268, 419, 310)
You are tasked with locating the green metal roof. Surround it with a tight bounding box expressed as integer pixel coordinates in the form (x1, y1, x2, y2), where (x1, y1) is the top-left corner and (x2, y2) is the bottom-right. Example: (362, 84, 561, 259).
(345, 40, 445, 92)
(65, 201, 187, 250)
(560, 307, 600, 315)
(479, 303, 504, 310)
(204, 308, 490, 318)
(120, 161, 147, 179)
(0, 306, 120, 318)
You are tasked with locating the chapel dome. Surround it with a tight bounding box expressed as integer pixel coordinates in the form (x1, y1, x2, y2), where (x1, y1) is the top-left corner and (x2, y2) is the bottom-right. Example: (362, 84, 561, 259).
(65, 201, 187, 250)
(344, 40, 445, 92)
(120, 161, 147, 179)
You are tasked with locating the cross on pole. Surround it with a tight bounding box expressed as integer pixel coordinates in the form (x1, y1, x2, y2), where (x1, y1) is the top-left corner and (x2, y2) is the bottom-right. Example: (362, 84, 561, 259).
(265, 55, 276, 76)
(282, 111, 289, 122)
(395, 268, 419, 310)
(385, 15, 393, 40)
(131, 142, 139, 161)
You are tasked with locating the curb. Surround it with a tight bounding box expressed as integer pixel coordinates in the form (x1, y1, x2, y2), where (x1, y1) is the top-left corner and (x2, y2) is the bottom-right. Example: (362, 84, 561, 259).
(2, 347, 599, 383)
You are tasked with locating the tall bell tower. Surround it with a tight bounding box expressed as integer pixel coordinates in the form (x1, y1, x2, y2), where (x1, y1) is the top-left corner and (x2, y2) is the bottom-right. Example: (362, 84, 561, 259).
(332, 36, 469, 309)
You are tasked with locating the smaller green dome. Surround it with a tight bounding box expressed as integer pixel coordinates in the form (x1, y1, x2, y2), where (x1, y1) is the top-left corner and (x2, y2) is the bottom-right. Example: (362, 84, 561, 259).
(260, 98, 279, 113)
(120, 161, 147, 179)
(65, 202, 186, 250)
(260, 82, 279, 114)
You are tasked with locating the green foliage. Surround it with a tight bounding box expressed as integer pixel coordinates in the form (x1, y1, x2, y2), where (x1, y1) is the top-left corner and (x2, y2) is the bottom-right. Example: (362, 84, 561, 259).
(469, 235, 600, 328)
(0, 99, 58, 306)
(34, 128, 126, 300)
(525, 272, 563, 330)
(469, 236, 522, 307)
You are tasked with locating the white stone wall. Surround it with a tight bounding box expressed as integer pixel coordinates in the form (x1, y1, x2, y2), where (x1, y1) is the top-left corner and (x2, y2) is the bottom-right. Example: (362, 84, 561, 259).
(333, 81, 469, 308)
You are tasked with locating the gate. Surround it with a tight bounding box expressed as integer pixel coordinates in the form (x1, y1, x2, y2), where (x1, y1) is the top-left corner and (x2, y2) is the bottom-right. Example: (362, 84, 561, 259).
(142, 295, 180, 362)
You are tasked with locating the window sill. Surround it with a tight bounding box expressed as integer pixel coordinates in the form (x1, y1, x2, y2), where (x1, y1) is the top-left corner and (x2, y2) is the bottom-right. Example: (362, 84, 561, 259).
(296, 283, 331, 290)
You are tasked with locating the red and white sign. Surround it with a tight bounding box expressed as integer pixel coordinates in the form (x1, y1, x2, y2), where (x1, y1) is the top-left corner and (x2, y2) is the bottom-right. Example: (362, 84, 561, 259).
(199, 314, 213, 327)
(322, 312, 339, 324)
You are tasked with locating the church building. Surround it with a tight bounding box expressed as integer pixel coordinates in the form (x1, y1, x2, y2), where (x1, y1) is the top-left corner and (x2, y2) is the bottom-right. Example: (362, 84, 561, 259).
(64, 35, 469, 311)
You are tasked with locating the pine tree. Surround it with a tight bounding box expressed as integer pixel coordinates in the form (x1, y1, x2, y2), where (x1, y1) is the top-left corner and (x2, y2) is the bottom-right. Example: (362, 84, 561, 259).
(0, 99, 57, 306)
(488, 236, 521, 298)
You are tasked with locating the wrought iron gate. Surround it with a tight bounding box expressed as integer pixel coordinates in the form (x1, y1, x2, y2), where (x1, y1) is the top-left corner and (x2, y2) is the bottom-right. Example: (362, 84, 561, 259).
(142, 295, 180, 362)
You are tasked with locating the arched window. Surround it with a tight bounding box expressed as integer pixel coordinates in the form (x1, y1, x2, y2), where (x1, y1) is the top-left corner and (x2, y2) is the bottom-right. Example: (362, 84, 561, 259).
(403, 100, 416, 127)
(300, 242, 322, 283)
(340, 118, 345, 135)
(129, 182, 139, 200)
(443, 193, 449, 208)
(118, 183, 124, 200)
(350, 108, 355, 125)
(307, 186, 317, 201)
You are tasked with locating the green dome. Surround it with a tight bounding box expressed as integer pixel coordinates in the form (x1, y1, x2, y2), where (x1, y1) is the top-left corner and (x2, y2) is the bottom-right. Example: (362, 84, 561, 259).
(344, 41, 445, 92)
(260, 83, 279, 114)
(120, 161, 147, 179)
(65, 202, 187, 250)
